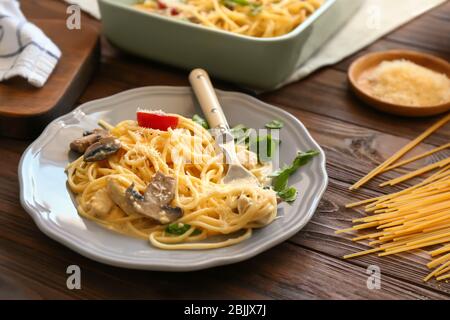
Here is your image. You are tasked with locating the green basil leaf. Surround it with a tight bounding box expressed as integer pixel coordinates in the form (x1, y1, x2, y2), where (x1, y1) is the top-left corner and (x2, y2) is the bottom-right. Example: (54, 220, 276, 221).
(277, 187, 298, 203)
(271, 166, 291, 192)
(265, 119, 284, 129)
(223, 0, 249, 6)
(166, 223, 191, 235)
(291, 150, 320, 171)
(270, 150, 319, 194)
(230, 124, 250, 145)
(192, 114, 209, 129)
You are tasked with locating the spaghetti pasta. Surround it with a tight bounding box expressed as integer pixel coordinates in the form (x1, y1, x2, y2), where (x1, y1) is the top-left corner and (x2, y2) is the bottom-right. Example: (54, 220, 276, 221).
(381, 143, 450, 172)
(134, 0, 324, 38)
(349, 113, 450, 190)
(66, 115, 278, 250)
(340, 113, 450, 282)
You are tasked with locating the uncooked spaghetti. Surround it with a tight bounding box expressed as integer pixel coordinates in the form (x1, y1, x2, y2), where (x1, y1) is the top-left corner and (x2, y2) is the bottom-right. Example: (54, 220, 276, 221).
(340, 113, 450, 282)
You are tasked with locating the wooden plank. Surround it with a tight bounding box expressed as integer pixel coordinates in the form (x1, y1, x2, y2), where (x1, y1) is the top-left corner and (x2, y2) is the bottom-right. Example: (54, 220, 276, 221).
(270, 109, 450, 293)
(0, 1, 100, 139)
(0, 270, 50, 299)
(0, 20, 99, 139)
(1, 227, 448, 299)
(281, 105, 450, 190)
(289, 178, 450, 295)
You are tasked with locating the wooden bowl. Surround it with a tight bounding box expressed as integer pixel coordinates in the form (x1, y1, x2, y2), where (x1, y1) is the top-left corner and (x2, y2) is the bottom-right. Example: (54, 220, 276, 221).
(348, 50, 450, 117)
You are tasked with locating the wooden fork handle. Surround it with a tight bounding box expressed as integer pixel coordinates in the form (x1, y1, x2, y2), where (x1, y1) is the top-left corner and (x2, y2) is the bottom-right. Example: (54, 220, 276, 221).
(189, 68, 229, 131)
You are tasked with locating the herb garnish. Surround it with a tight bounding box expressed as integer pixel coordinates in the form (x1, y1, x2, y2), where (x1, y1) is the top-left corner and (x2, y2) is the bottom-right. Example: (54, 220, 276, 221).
(270, 150, 319, 202)
(265, 119, 284, 129)
(192, 114, 210, 129)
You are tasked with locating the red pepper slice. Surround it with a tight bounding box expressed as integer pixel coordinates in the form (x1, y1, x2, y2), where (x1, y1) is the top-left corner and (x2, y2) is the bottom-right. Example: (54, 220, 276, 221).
(137, 110, 178, 131)
(157, 0, 167, 9)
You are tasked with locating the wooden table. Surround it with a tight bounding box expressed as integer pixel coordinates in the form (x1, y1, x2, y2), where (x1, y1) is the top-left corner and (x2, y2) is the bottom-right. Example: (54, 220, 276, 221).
(1, 0, 449, 299)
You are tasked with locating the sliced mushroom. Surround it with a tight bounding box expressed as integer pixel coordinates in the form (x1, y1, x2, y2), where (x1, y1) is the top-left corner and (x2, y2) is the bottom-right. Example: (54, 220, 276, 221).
(70, 129, 109, 154)
(107, 172, 182, 224)
(84, 137, 122, 162)
(144, 171, 176, 206)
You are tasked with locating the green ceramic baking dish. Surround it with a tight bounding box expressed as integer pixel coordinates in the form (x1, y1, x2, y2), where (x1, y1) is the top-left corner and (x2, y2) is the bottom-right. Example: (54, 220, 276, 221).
(98, 0, 361, 90)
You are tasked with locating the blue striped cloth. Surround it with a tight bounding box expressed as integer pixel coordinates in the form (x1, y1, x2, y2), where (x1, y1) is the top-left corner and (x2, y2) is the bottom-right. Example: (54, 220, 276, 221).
(0, 0, 61, 87)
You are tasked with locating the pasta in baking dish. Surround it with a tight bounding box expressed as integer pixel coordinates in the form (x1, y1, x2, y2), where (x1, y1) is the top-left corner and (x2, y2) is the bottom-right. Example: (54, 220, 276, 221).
(134, 0, 324, 38)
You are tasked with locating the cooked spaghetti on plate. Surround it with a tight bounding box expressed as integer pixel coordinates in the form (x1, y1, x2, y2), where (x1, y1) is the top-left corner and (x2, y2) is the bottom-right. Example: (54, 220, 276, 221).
(66, 109, 318, 250)
(134, 0, 323, 38)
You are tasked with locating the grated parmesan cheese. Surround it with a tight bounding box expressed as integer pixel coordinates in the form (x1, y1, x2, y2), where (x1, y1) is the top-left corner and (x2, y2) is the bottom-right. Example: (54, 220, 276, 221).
(359, 59, 450, 107)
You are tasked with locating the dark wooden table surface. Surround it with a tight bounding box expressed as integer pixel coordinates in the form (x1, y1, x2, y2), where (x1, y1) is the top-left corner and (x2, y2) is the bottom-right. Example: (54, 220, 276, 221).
(1, 0, 449, 299)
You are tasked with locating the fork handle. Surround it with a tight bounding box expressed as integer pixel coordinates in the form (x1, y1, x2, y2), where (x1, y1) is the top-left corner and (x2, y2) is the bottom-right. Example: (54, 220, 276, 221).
(189, 69, 229, 131)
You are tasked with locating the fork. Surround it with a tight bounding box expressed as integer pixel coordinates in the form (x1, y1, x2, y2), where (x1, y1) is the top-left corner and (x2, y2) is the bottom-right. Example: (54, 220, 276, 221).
(189, 69, 259, 186)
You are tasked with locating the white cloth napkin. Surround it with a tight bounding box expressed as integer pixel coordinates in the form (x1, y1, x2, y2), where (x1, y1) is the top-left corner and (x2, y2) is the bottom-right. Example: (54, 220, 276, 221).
(66, 0, 445, 90)
(0, 0, 61, 87)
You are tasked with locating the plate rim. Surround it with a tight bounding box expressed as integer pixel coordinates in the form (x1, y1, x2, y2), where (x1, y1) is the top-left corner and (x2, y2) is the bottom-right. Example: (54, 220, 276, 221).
(18, 86, 328, 271)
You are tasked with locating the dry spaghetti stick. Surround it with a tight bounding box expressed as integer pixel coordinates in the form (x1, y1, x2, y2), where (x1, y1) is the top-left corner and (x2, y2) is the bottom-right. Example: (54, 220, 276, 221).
(334, 221, 380, 234)
(427, 252, 450, 269)
(343, 247, 383, 259)
(430, 244, 450, 256)
(424, 221, 450, 233)
(349, 113, 450, 190)
(435, 265, 450, 276)
(379, 228, 449, 247)
(382, 143, 450, 172)
(424, 261, 450, 281)
(407, 231, 450, 247)
(352, 231, 385, 241)
(379, 237, 450, 256)
(346, 167, 449, 209)
(380, 157, 450, 187)
(436, 274, 450, 281)
(346, 197, 380, 208)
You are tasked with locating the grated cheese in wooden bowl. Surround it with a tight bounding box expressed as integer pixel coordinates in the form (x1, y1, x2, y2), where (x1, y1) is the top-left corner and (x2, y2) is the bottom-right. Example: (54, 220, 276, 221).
(358, 59, 450, 107)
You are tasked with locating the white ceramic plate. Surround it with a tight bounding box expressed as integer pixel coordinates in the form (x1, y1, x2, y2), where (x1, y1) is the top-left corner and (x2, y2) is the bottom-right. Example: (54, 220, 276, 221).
(19, 87, 328, 271)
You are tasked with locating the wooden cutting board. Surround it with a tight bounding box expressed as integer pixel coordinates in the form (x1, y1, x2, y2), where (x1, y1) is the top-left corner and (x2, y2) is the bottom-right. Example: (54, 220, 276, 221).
(0, 19, 99, 139)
